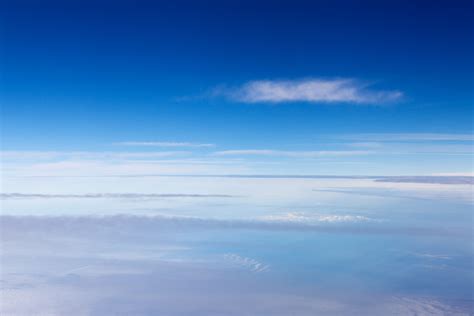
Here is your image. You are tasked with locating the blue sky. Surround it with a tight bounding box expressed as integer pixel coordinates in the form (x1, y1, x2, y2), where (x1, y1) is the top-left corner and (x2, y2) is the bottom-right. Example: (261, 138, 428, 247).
(1, 0, 473, 175)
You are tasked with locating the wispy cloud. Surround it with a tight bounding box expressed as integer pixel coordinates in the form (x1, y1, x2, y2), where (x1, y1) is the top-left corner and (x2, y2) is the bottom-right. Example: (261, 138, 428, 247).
(0, 193, 237, 199)
(223, 254, 269, 273)
(375, 176, 474, 185)
(261, 212, 374, 224)
(213, 150, 372, 158)
(214, 78, 402, 104)
(115, 142, 215, 148)
(0, 151, 189, 161)
(411, 252, 452, 260)
(340, 133, 474, 142)
(349, 142, 383, 148)
(312, 188, 433, 201)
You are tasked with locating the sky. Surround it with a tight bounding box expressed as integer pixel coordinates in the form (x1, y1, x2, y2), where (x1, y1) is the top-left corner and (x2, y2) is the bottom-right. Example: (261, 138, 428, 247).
(1, 1, 474, 315)
(1, 0, 473, 176)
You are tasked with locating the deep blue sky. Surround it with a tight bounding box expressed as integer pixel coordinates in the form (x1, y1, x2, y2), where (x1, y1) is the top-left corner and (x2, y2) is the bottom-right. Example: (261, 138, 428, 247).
(1, 0, 473, 174)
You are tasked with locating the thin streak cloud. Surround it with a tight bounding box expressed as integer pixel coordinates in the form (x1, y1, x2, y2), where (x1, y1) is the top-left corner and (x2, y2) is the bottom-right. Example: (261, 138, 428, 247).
(340, 133, 474, 142)
(115, 142, 215, 148)
(261, 212, 374, 223)
(0, 151, 190, 161)
(215, 78, 402, 104)
(213, 150, 372, 158)
(0, 214, 462, 238)
(0, 193, 237, 199)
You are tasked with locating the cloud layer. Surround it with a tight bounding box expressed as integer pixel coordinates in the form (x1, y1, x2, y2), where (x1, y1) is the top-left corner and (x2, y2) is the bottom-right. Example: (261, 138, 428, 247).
(217, 79, 402, 104)
(2, 213, 472, 315)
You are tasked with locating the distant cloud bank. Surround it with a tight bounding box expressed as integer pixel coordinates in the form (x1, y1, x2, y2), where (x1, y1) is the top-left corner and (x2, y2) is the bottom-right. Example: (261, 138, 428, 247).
(214, 78, 402, 104)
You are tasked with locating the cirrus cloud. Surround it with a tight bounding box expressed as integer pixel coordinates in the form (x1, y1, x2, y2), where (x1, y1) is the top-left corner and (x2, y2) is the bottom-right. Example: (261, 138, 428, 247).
(115, 142, 215, 148)
(213, 149, 372, 158)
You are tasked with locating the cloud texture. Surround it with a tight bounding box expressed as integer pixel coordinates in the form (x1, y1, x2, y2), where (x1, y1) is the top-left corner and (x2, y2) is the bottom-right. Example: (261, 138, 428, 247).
(216, 79, 402, 104)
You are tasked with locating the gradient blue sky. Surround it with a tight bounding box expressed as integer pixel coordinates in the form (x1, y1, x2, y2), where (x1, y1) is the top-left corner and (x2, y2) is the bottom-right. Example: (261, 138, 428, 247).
(1, 0, 473, 175)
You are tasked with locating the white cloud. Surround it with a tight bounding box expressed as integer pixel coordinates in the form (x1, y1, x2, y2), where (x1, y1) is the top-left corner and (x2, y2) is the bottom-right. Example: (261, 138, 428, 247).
(0, 151, 189, 161)
(261, 212, 374, 224)
(0, 193, 236, 199)
(213, 149, 372, 158)
(341, 133, 474, 142)
(0, 214, 400, 240)
(223, 254, 269, 273)
(115, 142, 215, 148)
(411, 252, 452, 260)
(375, 176, 473, 185)
(216, 78, 402, 104)
(355, 143, 473, 156)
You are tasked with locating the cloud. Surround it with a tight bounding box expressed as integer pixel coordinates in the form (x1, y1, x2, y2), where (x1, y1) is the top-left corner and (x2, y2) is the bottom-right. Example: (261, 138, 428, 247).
(375, 176, 474, 185)
(223, 254, 269, 273)
(0, 193, 237, 199)
(312, 188, 433, 201)
(213, 150, 372, 158)
(0, 214, 459, 237)
(2, 214, 471, 315)
(365, 144, 473, 156)
(340, 133, 474, 142)
(411, 252, 452, 260)
(349, 142, 383, 148)
(115, 142, 215, 148)
(215, 79, 402, 104)
(0, 151, 190, 161)
(261, 212, 374, 224)
(0, 151, 254, 177)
